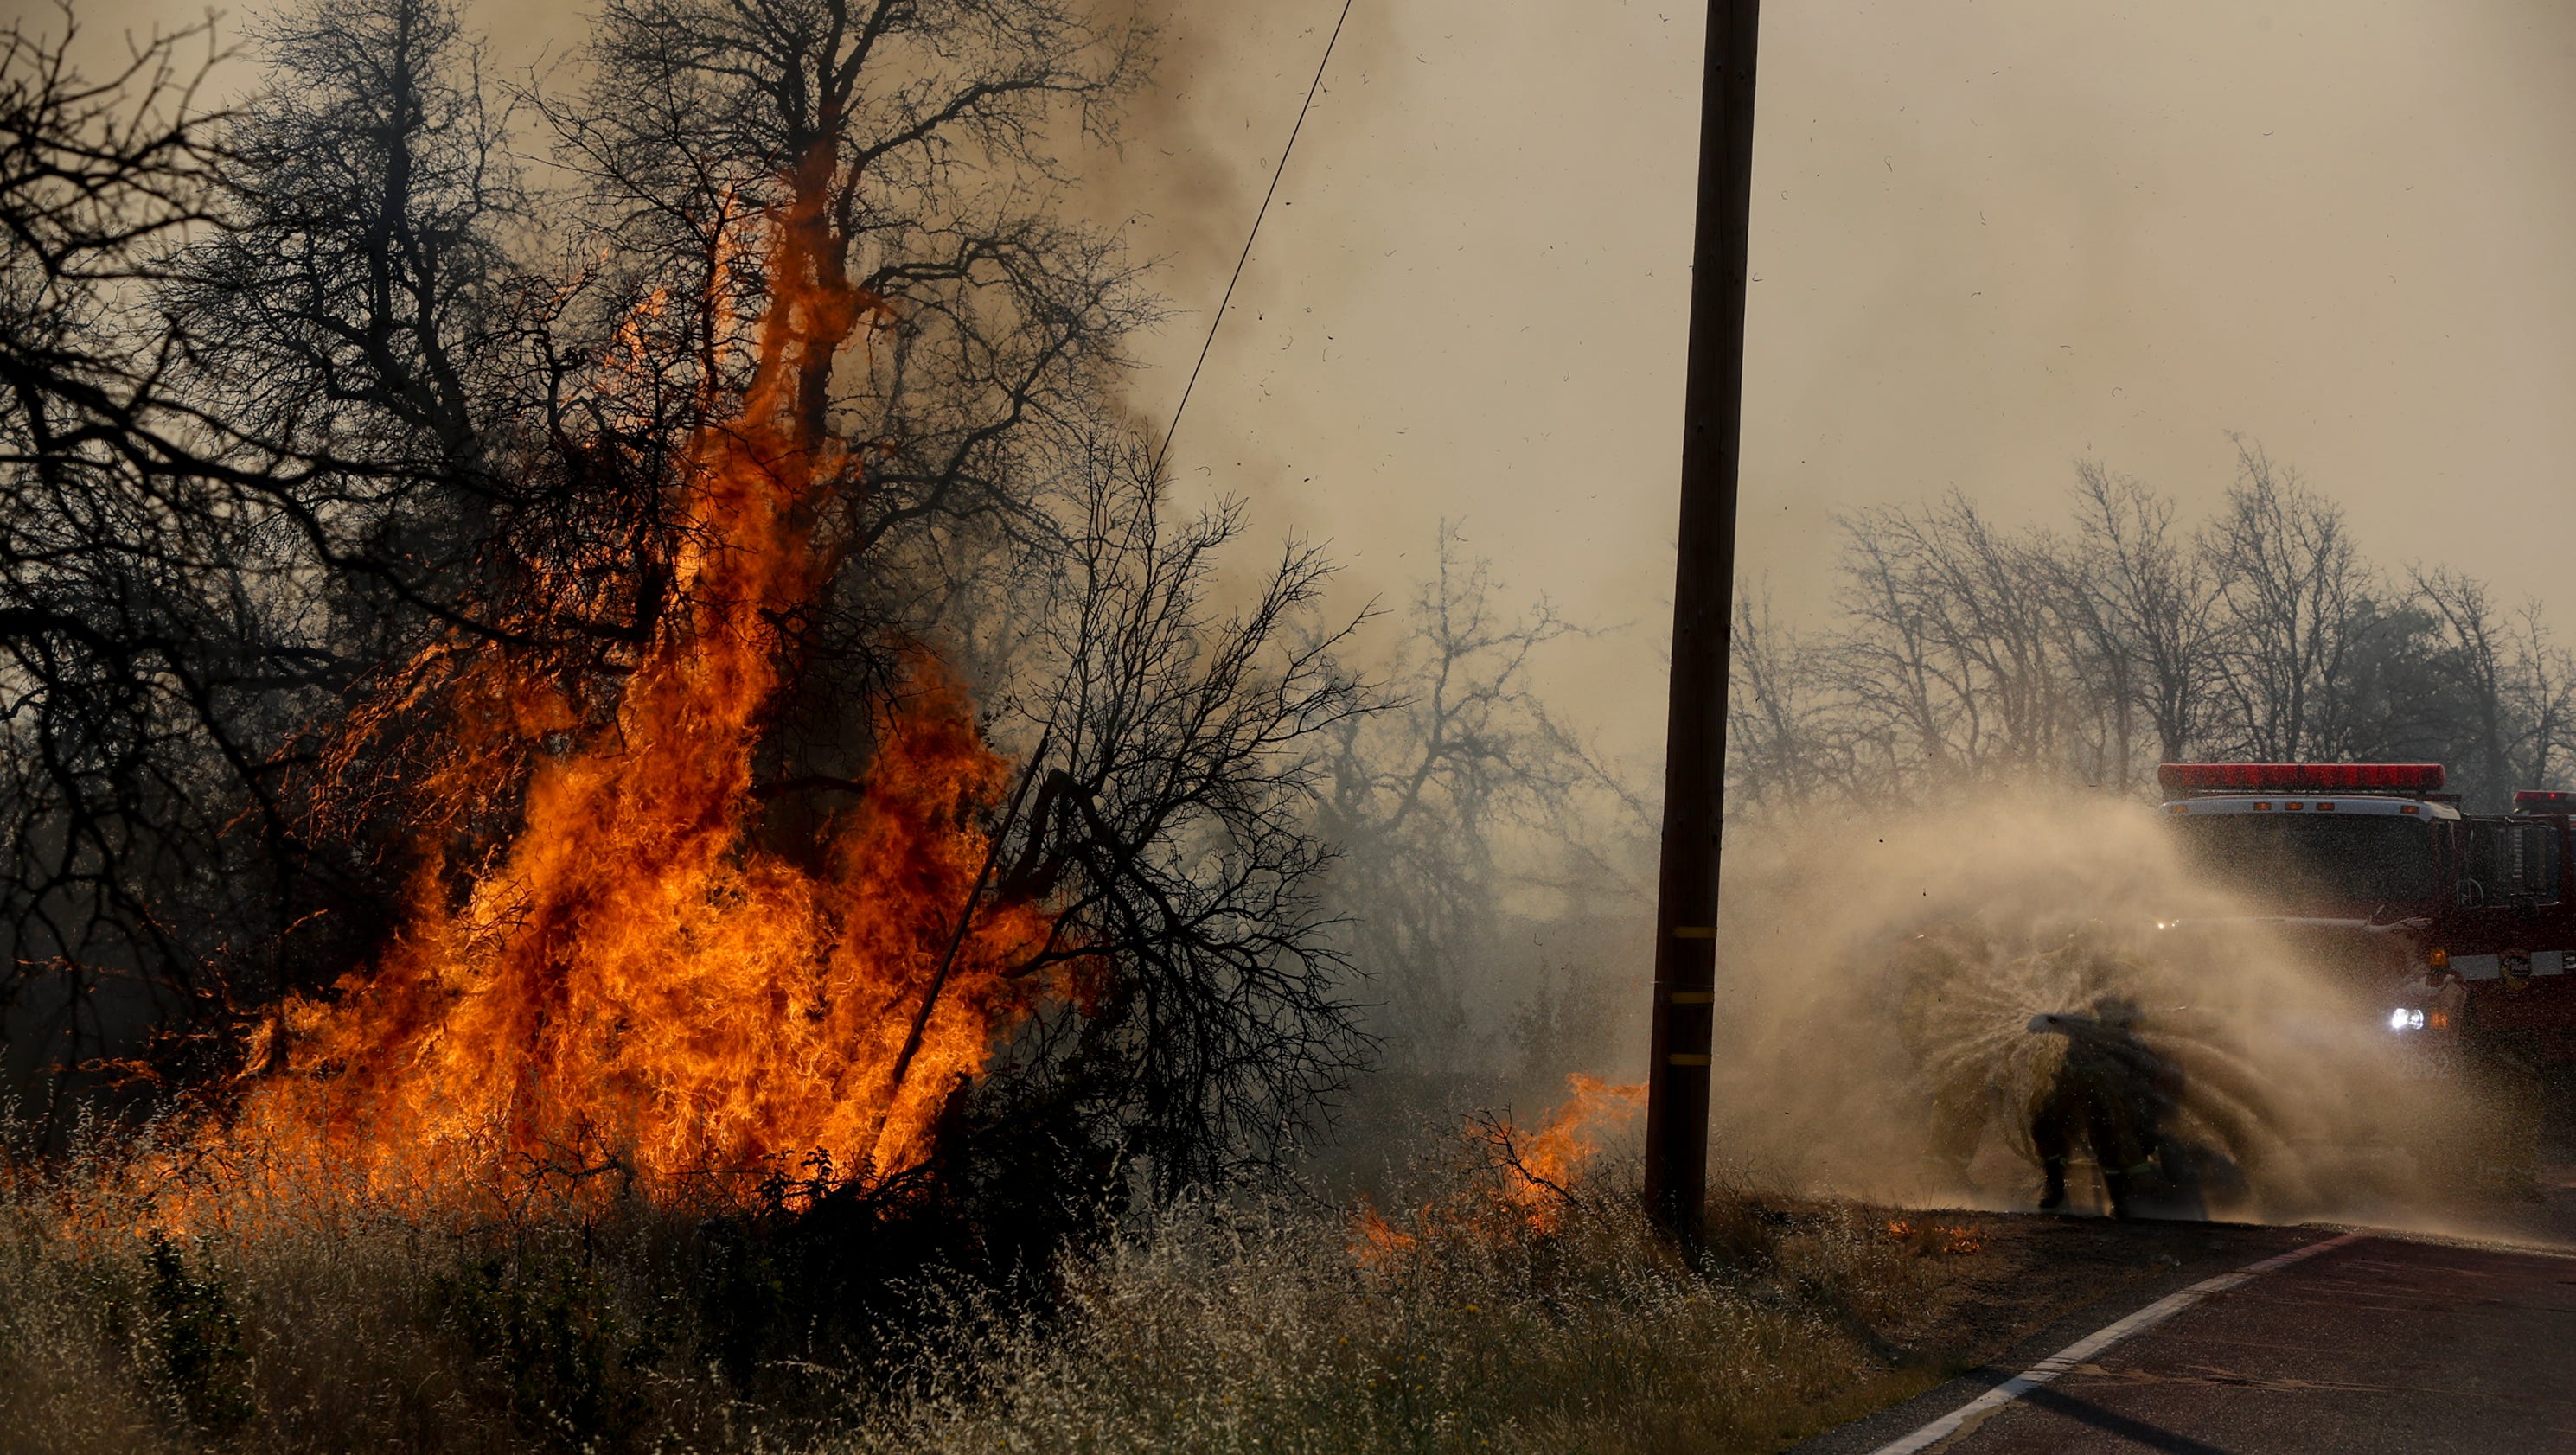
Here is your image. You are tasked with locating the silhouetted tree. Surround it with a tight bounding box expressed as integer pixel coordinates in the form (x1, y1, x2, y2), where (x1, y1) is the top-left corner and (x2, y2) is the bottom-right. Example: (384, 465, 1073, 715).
(970, 453, 1373, 1185)
(2062, 462, 2224, 774)
(0, 10, 275, 1103)
(2201, 438, 2374, 763)
(1728, 442, 2576, 815)
(1304, 526, 1632, 1073)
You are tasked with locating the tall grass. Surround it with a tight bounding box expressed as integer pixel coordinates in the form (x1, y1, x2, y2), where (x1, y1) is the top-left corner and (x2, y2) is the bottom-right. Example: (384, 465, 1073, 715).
(834, 1177, 1950, 1455)
(0, 1118, 1959, 1455)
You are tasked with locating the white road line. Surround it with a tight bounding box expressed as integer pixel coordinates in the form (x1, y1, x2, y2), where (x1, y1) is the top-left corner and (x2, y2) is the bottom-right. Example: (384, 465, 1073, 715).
(1862, 1230, 2370, 1455)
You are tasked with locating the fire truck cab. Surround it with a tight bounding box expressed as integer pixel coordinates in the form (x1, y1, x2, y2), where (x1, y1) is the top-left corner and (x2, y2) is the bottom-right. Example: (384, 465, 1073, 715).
(2159, 762, 2575, 1184)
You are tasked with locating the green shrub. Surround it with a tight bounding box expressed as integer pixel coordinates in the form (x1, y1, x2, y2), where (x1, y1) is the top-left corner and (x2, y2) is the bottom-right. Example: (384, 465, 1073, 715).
(143, 1233, 258, 1438)
(431, 1236, 679, 1452)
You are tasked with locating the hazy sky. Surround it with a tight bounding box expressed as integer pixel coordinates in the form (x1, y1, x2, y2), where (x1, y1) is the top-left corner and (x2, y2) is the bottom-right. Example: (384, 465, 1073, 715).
(40, 0, 2576, 766)
(1141, 0, 2576, 766)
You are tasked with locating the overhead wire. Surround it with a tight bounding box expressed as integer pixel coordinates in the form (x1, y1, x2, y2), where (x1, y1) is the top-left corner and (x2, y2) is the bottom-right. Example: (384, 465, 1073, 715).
(1147, 0, 1357, 484)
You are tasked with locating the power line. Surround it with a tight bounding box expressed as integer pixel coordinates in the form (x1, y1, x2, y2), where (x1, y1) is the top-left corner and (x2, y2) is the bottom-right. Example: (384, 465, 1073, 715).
(1148, 0, 1356, 483)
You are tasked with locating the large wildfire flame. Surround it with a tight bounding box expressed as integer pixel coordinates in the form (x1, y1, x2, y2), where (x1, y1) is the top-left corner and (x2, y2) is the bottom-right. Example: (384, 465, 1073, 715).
(208, 155, 1052, 1207)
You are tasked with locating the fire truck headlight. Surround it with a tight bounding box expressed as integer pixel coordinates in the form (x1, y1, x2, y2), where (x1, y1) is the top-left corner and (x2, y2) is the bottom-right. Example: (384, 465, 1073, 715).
(2387, 1007, 2426, 1032)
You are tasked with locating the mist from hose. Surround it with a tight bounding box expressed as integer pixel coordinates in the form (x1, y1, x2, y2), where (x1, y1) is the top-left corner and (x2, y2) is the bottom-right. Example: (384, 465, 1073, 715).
(1708, 790, 2483, 1225)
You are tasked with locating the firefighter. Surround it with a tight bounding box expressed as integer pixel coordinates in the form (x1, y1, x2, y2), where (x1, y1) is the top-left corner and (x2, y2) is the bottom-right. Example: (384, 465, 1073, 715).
(2027, 995, 2173, 1217)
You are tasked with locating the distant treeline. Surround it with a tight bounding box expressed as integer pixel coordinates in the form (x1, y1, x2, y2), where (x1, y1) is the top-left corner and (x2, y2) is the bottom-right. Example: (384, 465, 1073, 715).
(1729, 440, 2575, 814)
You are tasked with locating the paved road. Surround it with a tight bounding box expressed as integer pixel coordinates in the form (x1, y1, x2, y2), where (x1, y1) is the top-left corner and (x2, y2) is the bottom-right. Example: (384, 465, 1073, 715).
(1916, 1233, 2574, 1452)
(1804, 1161, 2576, 1455)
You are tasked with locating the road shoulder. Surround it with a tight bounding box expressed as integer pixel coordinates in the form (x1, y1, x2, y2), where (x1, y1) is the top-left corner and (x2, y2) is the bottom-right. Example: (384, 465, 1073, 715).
(1790, 1215, 2334, 1455)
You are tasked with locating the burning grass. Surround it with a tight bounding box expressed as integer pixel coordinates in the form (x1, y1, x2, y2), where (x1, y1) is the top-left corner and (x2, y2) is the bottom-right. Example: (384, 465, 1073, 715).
(0, 1100, 1985, 1455)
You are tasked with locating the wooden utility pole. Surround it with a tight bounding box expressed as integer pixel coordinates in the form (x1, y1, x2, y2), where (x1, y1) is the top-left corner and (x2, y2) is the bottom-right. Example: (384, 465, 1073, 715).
(1642, 0, 1760, 1243)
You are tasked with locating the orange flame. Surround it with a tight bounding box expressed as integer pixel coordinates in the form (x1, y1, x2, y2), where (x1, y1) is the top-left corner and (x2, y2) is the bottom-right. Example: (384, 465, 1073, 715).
(1346, 1199, 1421, 1269)
(1341, 1074, 1646, 1263)
(1886, 1220, 1985, 1255)
(193, 154, 1051, 1211)
(1493, 1073, 1645, 1232)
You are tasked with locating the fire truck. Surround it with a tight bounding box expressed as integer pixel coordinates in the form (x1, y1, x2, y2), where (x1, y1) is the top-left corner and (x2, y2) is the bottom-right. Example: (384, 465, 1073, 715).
(2158, 762, 2574, 1189)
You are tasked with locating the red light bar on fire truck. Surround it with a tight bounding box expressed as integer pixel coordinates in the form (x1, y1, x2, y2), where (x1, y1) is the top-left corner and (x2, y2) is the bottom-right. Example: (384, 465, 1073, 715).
(2514, 789, 2576, 814)
(2157, 763, 2445, 795)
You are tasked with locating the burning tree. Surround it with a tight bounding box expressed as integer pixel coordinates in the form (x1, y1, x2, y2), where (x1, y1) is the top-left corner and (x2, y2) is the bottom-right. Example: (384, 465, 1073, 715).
(1, 0, 1369, 1203)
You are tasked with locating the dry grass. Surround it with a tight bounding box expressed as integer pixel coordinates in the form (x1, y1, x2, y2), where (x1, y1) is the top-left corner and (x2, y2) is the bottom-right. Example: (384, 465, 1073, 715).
(831, 1182, 1955, 1455)
(0, 1120, 1968, 1455)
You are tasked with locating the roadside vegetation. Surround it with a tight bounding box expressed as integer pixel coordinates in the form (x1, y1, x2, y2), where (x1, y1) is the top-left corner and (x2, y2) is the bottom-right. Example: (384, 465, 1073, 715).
(0, 1107, 1993, 1455)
